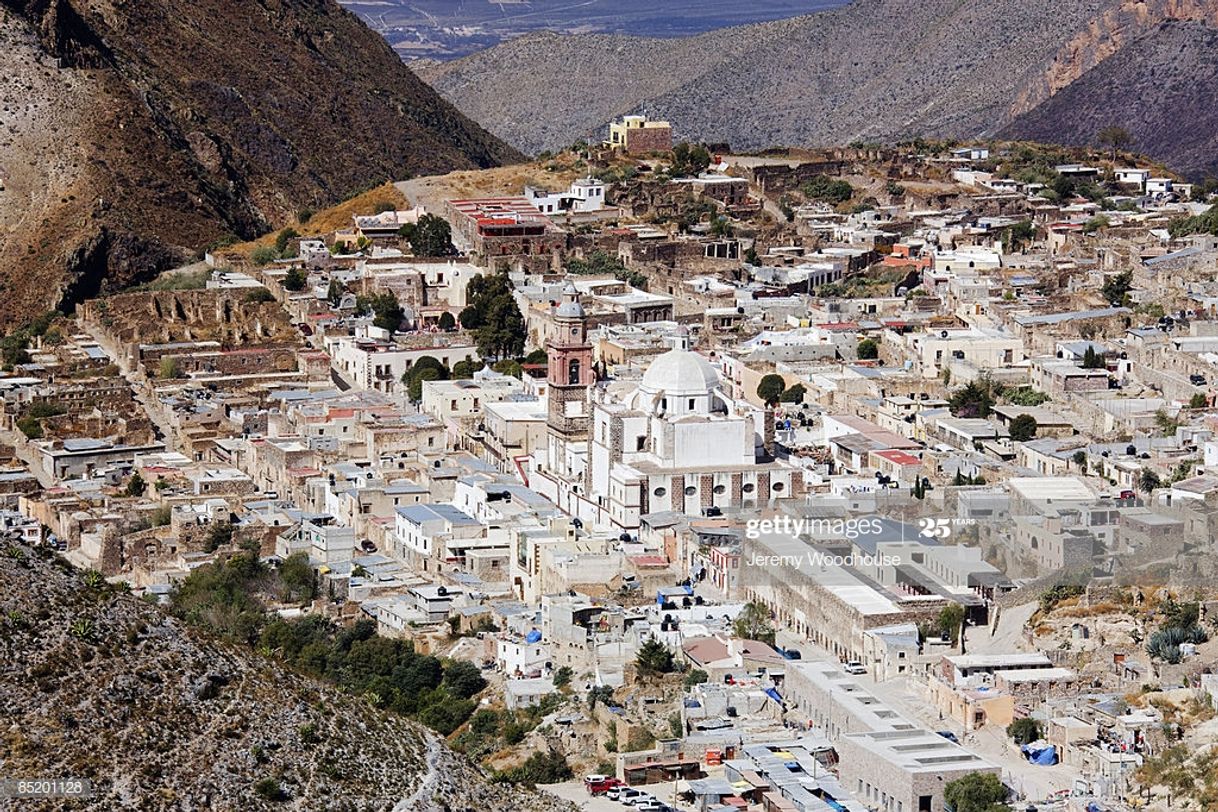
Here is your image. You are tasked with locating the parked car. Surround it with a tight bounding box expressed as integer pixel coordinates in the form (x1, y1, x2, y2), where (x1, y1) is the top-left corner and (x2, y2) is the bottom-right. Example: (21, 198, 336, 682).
(936, 730, 960, 743)
(843, 661, 867, 675)
(617, 789, 644, 805)
(585, 775, 624, 795)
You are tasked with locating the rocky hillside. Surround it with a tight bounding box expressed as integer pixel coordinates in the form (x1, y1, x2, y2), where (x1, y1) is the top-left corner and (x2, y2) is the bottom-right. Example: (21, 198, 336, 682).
(0, 0, 522, 327)
(419, 0, 1218, 178)
(1002, 19, 1218, 180)
(0, 541, 571, 811)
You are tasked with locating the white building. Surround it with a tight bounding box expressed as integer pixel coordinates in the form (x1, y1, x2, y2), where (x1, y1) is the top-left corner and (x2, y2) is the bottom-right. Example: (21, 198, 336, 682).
(525, 178, 606, 215)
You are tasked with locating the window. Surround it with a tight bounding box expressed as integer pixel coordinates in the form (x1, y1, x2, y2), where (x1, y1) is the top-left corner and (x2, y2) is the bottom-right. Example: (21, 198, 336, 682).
(713, 484, 725, 495)
(636, 436, 646, 451)
(688, 398, 695, 410)
(568, 359, 581, 385)
(653, 487, 667, 497)
(684, 486, 696, 496)
(742, 483, 755, 494)
(772, 481, 785, 492)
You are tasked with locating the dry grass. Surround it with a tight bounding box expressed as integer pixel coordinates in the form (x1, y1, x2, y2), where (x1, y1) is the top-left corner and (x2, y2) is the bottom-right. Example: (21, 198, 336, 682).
(230, 182, 409, 255)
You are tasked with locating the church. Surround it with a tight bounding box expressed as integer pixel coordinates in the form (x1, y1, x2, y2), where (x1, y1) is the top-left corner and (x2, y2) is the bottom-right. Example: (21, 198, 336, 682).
(529, 284, 803, 530)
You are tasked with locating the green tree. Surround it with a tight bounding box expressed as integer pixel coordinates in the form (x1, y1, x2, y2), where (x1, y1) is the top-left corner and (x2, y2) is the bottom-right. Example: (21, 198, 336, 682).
(16, 415, 42, 439)
(1101, 271, 1132, 306)
(1081, 345, 1107, 369)
(732, 601, 776, 647)
(442, 659, 488, 699)
(327, 278, 344, 307)
(1008, 414, 1038, 442)
(125, 471, 147, 497)
(756, 374, 786, 406)
(282, 266, 308, 291)
(251, 246, 279, 267)
(552, 666, 573, 689)
(587, 684, 615, 709)
(683, 669, 709, 688)
(1007, 717, 1043, 745)
(279, 552, 317, 603)
(493, 359, 523, 379)
(857, 338, 879, 360)
(802, 174, 854, 204)
(780, 383, 806, 403)
(1096, 125, 1133, 161)
(1072, 450, 1087, 469)
(400, 213, 454, 257)
(949, 379, 995, 418)
(358, 292, 404, 332)
(274, 227, 300, 256)
(935, 603, 966, 645)
(463, 272, 526, 360)
(1188, 392, 1208, 409)
(438, 311, 457, 331)
(407, 366, 441, 402)
(1139, 469, 1162, 492)
(671, 142, 711, 176)
(635, 638, 676, 675)
(159, 356, 182, 379)
(450, 359, 480, 379)
(943, 771, 1008, 812)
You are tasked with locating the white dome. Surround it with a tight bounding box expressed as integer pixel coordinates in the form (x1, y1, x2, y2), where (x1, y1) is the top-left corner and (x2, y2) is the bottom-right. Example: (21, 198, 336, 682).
(639, 349, 720, 397)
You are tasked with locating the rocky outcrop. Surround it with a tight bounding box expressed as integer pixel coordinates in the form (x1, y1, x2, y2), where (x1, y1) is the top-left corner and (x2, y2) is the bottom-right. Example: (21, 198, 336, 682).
(1002, 19, 1218, 181)
(0, 0, 523, 326)
(0, 540, 572, 811)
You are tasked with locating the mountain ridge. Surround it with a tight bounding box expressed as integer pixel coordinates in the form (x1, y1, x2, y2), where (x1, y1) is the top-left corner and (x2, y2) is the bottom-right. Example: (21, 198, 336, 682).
(0, 0, 523, 327)
(419, 0, 1218, 179)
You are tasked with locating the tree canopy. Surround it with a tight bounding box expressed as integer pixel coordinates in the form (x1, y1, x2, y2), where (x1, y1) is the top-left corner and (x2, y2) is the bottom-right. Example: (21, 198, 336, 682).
(400, 213, 455, 257)
(463, 272, 526, 360)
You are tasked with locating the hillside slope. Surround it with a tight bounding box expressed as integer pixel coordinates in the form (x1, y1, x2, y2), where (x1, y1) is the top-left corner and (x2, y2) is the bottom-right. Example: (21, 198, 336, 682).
(0, 0, 522, 326)
(1002, 19, 1218, 180)
(420, 0, 1218, 179)
(0, 541, 571, 811)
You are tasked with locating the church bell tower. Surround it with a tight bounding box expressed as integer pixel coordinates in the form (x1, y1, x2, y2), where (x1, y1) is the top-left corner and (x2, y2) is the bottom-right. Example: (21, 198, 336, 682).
(546, 282, 594, 479)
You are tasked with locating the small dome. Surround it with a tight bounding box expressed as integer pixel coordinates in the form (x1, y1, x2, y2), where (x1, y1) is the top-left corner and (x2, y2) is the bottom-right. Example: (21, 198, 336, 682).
(554, 281, 585, 319)
(639, 349, 719, 397)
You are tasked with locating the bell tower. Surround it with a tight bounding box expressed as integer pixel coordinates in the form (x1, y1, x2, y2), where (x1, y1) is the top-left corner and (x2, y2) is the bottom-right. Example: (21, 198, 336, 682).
(546, 282, 593, 478)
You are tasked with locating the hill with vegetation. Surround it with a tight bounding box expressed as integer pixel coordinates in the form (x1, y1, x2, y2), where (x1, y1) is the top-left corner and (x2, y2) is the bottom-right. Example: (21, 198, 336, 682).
(0, 540, 572, 810)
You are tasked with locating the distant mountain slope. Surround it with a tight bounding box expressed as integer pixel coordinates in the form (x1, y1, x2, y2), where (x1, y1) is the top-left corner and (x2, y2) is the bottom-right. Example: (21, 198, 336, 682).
(0, 542, 570, 811)
(420, 0, 1218, 179)
(1002, 19, 1218, 180)
(0, 0, 522, 327)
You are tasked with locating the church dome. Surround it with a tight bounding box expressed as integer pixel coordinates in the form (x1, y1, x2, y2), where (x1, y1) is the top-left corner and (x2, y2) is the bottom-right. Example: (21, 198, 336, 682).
(639, 349, 720, 397)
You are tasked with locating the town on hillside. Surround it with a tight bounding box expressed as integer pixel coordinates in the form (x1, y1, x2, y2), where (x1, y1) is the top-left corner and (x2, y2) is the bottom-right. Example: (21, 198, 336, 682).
(6, 118, 1218, 812)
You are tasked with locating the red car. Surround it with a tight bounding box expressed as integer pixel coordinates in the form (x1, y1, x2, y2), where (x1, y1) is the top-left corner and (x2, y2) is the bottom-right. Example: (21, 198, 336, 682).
(584, 775, 624, 795)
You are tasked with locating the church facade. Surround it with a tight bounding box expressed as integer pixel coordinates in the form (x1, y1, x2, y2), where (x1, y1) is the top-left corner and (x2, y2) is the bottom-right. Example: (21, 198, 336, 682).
(529, 286, 803, 530)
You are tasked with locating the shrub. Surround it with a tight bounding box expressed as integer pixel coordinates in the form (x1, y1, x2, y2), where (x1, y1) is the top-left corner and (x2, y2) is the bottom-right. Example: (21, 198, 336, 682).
(251, 246, 279, 266)
(243, 288, 275, 304)
(1007, 717, 1042, 745)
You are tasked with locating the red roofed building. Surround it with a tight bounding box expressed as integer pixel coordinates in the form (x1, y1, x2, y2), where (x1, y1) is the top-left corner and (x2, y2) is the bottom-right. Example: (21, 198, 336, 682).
(446, 197, 566, 259)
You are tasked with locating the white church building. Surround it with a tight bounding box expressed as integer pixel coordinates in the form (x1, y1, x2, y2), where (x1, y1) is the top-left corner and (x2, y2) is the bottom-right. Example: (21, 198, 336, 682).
(528, 287, 803, 530)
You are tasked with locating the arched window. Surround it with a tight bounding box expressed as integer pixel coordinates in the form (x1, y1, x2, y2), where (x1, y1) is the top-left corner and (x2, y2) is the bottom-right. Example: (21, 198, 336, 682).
(568, 359, 581, 385)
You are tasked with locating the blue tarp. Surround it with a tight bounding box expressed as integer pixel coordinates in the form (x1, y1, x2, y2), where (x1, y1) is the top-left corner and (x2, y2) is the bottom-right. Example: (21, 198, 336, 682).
(1018, 745, 1057, 764)
(525, 629, 542, 643)
(1030, 745, 1057, 765)
(764, 687, 783, 704)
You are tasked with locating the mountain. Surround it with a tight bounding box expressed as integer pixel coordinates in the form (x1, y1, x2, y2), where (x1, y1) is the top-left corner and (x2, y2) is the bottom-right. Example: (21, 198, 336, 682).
(1002, 19, 1218, 180)
(0, 0, 522, 328)
(418, 0, 1218, 178)
(339, 0, 846, 61)
(0, 541, 571, 811)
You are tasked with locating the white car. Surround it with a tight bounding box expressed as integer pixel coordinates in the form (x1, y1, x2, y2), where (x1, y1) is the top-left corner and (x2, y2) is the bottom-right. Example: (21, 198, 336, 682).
(843, 661, 867, 675)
